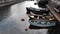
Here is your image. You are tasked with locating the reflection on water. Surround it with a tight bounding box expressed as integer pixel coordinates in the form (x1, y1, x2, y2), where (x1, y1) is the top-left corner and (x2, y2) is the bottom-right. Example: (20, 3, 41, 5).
(0, 6, 11, 21)
(29, 24, 60, 34)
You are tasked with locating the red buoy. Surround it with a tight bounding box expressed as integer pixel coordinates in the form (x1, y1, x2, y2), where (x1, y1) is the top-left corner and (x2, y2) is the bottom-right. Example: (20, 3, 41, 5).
(25, 28, 28, 31)
(21, 18, 25, 21)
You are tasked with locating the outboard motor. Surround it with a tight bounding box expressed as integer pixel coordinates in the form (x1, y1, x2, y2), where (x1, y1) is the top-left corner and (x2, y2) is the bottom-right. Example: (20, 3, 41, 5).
(38, 0, 48, 8)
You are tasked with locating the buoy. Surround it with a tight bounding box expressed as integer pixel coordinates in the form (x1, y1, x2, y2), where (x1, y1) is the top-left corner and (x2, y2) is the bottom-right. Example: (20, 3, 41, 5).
(25, 28, 28, 31)
(21, 18, 25, 21)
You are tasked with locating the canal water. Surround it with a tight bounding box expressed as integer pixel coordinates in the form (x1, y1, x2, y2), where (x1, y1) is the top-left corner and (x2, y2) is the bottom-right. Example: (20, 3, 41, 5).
(0, 1, 60, 34)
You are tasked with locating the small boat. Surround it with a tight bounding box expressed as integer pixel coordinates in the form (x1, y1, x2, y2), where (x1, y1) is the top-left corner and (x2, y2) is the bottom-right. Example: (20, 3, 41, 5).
(26, 7, 56, 27)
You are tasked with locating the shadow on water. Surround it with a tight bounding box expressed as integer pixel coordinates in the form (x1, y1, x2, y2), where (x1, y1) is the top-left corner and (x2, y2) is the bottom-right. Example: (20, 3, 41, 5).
(0, 6, 11, 22)
(29, 23, 60, 34)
